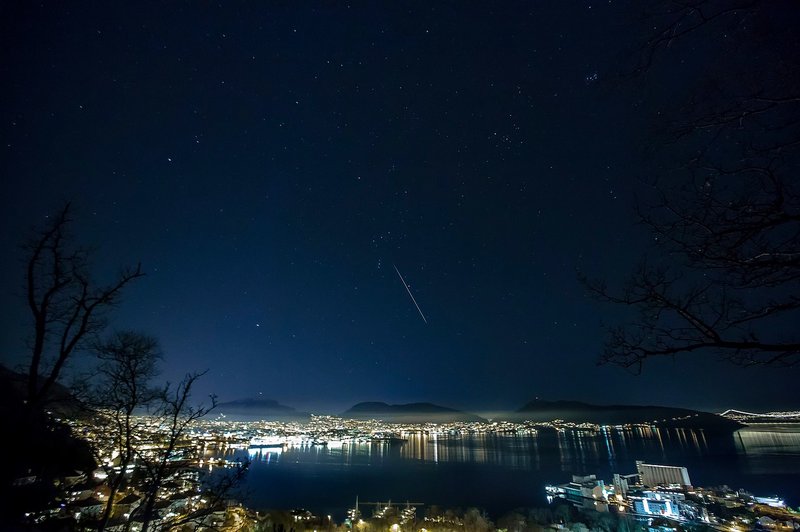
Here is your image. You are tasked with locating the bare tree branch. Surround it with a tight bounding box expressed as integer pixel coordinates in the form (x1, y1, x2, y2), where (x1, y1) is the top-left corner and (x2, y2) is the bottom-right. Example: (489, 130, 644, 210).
(130, 372, 219, 532)
(590, 0, 800, 369)
(23, 203, 145, 406)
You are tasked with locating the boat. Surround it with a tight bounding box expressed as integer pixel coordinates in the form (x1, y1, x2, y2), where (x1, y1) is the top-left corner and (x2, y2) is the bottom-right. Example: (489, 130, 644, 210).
(249, 436, 286, 448)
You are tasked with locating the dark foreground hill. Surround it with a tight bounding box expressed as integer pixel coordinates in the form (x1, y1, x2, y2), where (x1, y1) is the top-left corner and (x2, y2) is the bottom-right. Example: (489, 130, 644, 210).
(343, 401, 486, 423)
(0, 364, 83, 417)
(0, 365, 96, 520)
(215, 398, 310, 421)
(510, 399, 741, 430)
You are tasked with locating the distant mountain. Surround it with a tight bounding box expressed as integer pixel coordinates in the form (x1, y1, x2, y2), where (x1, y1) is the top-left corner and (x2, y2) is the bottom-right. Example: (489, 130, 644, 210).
(343, 401, 486, 423)
(511, 399, 741, 430)
(215, 398, 309, 420)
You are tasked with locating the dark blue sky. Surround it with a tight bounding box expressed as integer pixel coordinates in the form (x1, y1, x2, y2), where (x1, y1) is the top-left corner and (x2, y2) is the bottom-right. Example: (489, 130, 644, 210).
(1, 2, 795, 413)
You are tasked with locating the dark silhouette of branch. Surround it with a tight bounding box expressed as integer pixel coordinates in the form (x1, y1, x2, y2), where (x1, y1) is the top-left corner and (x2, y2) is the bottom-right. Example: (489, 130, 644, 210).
(70, 337, 242, 531)
(591, 0, 800, 369)
(130, 372, 218, 532)
(633, 0, 760, 74)
(158, 460, 250, 531)
(24, 203, 145, 406)
(583, 266, 800, 371)
(86, 332, 162, 532)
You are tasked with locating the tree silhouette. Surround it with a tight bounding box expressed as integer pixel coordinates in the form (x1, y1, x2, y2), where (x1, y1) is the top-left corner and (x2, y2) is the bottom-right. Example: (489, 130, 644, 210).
(24, 203, 144, 405)
(587, 0, 800, 370)
(88, 331, 162, 531)
(130, 371, 219, 532)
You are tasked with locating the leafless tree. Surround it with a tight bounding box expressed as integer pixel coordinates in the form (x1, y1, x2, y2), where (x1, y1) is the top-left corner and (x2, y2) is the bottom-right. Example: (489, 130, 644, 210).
(587, 0, 800, 370)
(76, 336, 245, 532)
(630, 0, 761, 74)
(24, 203, 144, 406)
(88, 331, 162, 531)
(131, 372, 219, 532)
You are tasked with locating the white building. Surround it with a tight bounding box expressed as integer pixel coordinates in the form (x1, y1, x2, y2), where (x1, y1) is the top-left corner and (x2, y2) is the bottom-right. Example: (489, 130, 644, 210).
(636, 461, 692, 488)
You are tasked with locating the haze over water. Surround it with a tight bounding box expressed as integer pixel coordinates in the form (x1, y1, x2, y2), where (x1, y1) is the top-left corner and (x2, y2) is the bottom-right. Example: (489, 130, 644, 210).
(214, 425, 800, 518)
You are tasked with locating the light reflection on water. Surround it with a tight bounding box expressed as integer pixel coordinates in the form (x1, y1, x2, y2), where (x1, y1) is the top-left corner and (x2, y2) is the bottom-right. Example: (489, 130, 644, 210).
(734, 424, 800, 475)
(218, 425, 800, 514)
(231, 426, 714, 471)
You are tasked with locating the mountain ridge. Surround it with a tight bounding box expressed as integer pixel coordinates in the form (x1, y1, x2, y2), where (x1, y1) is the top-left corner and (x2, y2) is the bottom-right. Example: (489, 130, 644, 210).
(342, 401, 486, 423)
(215, 397, 310, 420)
(209, 395, 743, 429)
(509, 398, 741, 429)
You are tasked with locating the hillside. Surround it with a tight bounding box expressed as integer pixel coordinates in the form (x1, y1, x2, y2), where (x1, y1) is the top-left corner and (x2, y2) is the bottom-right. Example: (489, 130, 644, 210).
(215, 397, 310, 421)
(343, 401, 486, 423)
(0, 365, 96, 518)
(510, 399, 741, 430)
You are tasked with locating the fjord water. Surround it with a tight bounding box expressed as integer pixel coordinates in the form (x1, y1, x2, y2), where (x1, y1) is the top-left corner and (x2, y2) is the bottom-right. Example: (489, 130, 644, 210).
(221, 425, 800, 518)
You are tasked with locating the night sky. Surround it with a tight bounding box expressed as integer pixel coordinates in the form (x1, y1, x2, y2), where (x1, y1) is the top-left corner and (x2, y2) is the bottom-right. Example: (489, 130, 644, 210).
(1, 2, 795, 414)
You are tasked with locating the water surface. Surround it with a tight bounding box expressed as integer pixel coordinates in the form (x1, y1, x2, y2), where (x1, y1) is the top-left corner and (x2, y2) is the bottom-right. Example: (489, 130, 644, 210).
(215, 424, 800, 518)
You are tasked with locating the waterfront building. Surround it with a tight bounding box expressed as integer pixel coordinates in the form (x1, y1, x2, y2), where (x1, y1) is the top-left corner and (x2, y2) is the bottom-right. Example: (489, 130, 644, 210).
(629, 490, 709, 522)
(630, 495, 679, 518)
(545, 474, 612, 512)
(612, 473, 639, 499)
(753, 496, 786, 508)
(636, 461, 692, 488)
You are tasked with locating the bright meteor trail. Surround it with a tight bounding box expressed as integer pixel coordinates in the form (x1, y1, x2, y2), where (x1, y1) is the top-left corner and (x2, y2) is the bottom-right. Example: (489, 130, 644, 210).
(393, 264, 428, 324)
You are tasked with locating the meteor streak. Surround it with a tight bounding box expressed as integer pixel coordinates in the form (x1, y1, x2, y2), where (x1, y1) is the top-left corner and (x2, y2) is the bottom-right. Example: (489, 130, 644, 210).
(393, 264, 428, 324)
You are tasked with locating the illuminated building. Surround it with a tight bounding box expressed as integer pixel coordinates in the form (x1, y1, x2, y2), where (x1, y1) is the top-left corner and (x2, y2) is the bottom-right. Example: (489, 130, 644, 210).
(635, 461, 692, 488)
(612, 473, 638, 498)
(630, 493, 680, 518)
